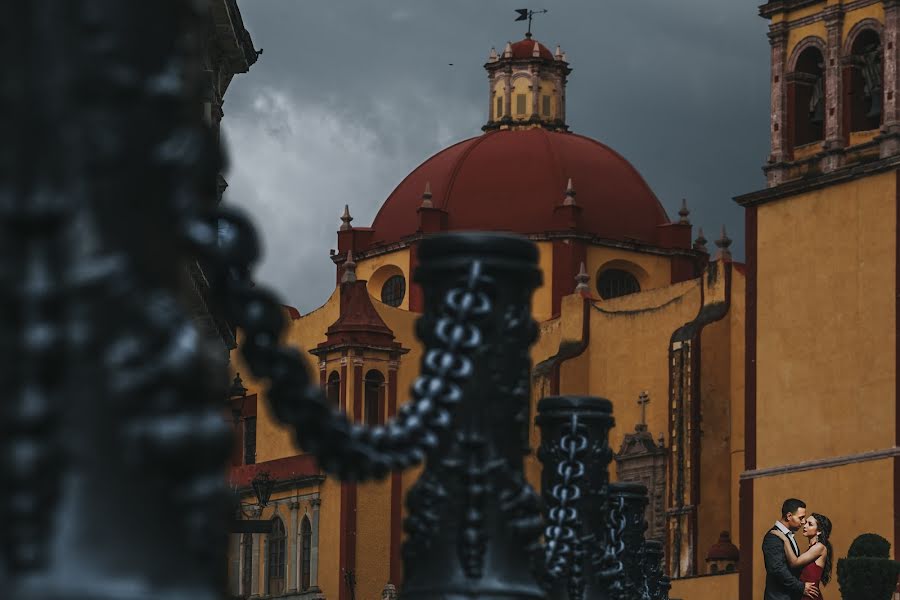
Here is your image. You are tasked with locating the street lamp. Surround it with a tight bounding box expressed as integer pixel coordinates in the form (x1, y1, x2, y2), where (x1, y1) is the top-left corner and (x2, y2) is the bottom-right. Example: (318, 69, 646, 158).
(230, 471, 276, 534)
(250, 471, 274, 508)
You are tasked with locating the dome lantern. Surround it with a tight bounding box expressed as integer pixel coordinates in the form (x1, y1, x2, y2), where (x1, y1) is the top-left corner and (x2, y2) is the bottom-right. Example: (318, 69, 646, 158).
(483, 34, 571, 132)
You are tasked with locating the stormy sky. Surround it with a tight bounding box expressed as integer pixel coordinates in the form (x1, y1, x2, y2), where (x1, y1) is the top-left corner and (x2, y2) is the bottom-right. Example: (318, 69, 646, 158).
(221, 0, 771, 313)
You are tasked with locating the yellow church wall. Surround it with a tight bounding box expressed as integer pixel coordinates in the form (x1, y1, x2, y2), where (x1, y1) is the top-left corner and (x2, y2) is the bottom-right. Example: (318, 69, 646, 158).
(358, 248, 411, 311)
(669, 572, 737, 600)
(355, 477, 392, 600)
(755, 171, 896, 469)
(533, 241, 554, 322)
(588, 278, 702, 463)
(586, 245, 672, 295)
(318, 476, 343, 599)
(751, 458, 895, 599)
(786, 23, 826, 61)
(728, 270, 746, 547)
(698, 314, 735, 570)
(843, 3, 885, 41)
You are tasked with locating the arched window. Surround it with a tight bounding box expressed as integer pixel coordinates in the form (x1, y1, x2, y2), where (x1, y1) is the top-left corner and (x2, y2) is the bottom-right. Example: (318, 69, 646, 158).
(848, 29, 883, 133)
(326, 371, 341, 408)
(381, 275, 406, 307)
(300, 516, 312, 591)
(267, 517, 286, 595)
(364, 370, 385, 425)
(790, 46, 825, 148)
(596, 269, 640, 300)
(241, 533, 253, 598)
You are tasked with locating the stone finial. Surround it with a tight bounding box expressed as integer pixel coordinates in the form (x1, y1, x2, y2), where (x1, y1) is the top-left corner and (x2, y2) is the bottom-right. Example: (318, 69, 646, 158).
(421, 181, 433, 208)
(341, 250, 357, 283)
(340, 204, 353, 231)
(561, 51, 568, 62)
(678, 198, 690, 225)
(693, 227, 708, 252)
(574, 261, 590, 293)
(489, 47, 498, 62)
(229, 373, 248, 398)
(714, 225, 732, 261)
(532, 41, 541, 57)
(563, 178, 577, 206)
(503, 41, 513, 58)
(555, 45, 563, 60)
(382, 583, 398, 600)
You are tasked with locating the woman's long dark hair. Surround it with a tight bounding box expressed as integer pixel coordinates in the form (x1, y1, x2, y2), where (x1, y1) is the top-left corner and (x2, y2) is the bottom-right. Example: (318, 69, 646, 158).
(811, 512, 833, 585)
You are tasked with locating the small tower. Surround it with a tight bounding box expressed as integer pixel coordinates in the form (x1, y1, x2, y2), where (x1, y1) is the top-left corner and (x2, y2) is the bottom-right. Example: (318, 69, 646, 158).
(483, 34, 571, 132)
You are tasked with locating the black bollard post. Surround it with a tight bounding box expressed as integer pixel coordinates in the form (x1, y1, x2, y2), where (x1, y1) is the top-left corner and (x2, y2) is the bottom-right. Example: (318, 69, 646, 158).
(536, 396, 615, 600)
(400, 232, 546, 600)
(602, 482, 649, 600)
(639, 539, 665, 600)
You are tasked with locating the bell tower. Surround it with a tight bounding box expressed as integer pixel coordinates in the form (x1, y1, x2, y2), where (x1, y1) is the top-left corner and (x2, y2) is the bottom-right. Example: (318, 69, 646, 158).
(482, 33, 572, 132)
(762, 1, 899, 186)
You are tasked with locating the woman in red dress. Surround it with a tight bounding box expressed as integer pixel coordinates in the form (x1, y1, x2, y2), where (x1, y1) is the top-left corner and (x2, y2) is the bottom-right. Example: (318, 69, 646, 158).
(772, 512, 833, 600)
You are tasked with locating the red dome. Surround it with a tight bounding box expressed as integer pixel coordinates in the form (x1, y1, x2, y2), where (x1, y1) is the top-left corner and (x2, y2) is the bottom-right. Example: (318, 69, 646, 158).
(509, 37, 554, 60)
(368, 128, 670, 247)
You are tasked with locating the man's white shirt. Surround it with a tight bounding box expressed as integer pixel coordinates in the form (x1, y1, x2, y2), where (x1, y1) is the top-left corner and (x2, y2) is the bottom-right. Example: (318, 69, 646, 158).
(773, 520, 800, 556)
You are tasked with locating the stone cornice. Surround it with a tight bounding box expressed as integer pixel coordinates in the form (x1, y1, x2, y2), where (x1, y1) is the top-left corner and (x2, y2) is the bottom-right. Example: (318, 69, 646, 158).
(735, 148, 900, 207)
(740, 446, 900, 479)
(336, 232, 702, 263)
(760, 0, 879, 27)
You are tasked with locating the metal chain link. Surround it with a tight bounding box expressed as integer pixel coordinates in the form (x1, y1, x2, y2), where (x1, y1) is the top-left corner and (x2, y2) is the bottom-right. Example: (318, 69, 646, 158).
(637, 543, 653, 600)
(597, 493, 628, 598)
(182, 209, 491, 481)
(544, 413, 588, 583)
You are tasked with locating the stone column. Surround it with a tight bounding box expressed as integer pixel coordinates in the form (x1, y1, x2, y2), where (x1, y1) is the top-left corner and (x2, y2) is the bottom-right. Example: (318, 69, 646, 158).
(250, 533, 260, 598)
(531, 66, 540, 118)
(880, 0, 900, 156)
(488, 72, 496, 121)
(311, 496, 321, 588)
(823, 6, 845, 164)
(767, 22, 790, 186)
(288, 501, 299, 592)
(504, 69, 513, 119)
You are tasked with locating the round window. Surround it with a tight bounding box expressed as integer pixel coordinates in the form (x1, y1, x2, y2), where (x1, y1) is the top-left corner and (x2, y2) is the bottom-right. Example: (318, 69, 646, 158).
(596, 269, 640, 300)
(381, 275, 406, 307)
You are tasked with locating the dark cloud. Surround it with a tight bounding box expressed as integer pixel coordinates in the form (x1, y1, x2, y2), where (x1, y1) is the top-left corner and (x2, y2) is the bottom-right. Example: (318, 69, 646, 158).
(223, 0, 771, 311)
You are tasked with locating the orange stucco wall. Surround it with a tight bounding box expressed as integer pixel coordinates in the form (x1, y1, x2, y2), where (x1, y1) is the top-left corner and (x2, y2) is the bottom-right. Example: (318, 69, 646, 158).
(669, 572, 738, 600)
(755, 171, 896, 468)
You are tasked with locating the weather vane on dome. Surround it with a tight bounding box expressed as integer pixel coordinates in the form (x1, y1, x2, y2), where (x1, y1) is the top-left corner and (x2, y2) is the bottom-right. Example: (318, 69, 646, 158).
(514, 8, 548, 38)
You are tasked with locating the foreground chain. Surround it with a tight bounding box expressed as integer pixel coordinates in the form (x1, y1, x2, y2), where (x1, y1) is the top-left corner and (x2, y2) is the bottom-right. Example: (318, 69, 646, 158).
(183, 208, 494, 480)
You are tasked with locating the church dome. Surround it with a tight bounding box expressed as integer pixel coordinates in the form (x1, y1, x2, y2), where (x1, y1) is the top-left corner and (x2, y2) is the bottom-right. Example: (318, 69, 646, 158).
(509, 37, 554, 60)
(368, 128, 671, 247)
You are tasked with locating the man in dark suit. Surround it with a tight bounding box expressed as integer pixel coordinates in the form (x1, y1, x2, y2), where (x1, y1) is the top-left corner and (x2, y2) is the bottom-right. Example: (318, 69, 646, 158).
(762, 498, 819, 599)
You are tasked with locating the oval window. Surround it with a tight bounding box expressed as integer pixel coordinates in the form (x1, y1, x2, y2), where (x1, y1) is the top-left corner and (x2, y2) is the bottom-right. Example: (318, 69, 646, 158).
(596, 269, 640, 300)
(381, 275, 406, 307)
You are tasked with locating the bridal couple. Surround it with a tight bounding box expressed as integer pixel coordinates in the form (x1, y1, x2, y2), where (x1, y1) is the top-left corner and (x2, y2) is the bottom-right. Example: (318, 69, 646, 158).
(763, 498, 833, 600)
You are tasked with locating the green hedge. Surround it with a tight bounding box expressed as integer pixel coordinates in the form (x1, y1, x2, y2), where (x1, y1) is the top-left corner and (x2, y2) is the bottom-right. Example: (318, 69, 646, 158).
(837, 557, 900, 600)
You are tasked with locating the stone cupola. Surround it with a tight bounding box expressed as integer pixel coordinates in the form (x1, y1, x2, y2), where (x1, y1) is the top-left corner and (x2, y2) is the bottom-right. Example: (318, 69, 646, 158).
(483, 32, 571, 132)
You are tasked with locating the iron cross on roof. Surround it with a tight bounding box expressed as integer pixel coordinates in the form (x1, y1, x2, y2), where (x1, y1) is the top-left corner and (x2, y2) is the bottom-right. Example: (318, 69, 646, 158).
(637, 391, 650, 431)
(514, 8, 548, 38)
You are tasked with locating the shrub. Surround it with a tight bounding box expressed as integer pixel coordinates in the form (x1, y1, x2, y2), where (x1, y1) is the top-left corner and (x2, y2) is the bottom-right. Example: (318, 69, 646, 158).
(847, 533, 891, 559)
(837, 557, 899, 600)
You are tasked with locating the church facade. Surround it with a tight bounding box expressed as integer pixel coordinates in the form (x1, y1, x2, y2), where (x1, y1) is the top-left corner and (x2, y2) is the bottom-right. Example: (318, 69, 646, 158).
(227, 2, 899, 600)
